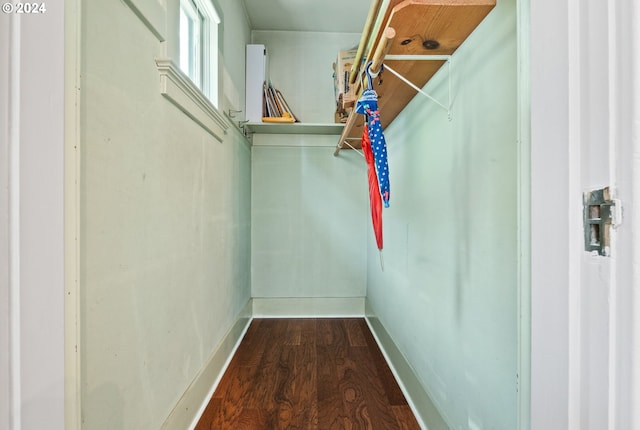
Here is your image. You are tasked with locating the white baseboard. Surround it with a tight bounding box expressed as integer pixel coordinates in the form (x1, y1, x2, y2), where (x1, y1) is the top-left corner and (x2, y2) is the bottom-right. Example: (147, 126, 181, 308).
(252, 297, 365, 317)
(365, 301, 450, 430)
(160, 299, 253, 430)
(162, 297, 363, 430)
(164, 297, 445, 430)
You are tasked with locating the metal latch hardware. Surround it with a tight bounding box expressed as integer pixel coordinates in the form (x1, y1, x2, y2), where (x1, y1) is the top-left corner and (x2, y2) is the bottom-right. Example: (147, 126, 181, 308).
(583, 187, 620, 256)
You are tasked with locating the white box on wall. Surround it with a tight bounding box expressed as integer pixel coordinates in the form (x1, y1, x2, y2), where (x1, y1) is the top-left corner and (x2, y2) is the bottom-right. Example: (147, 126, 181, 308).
(245, 44, 267, 122)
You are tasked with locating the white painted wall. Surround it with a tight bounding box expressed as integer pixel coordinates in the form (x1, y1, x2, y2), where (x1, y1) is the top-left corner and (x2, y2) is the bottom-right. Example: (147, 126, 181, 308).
(365, 1, 518, 429)
(77, 0, 252, 429)
(250, 30, 369, 300)
(0, 5, 65, 430)
(530, 0, 640, 429)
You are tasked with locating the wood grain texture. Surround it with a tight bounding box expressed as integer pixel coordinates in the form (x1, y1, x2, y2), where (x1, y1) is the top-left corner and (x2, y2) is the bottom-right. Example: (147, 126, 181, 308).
(341, 0, 497, 147)
(195, 318, 421, 430)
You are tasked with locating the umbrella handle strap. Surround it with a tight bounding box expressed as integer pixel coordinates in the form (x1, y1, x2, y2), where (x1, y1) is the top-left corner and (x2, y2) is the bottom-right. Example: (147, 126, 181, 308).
(365, 61, 383, 88)
(365, 61, 374, 89)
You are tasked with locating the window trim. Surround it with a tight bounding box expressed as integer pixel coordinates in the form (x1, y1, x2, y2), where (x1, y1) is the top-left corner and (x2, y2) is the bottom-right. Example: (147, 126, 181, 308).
(179, 0, 203, 88)
(196, 0, 220, 105)
(155, 59, 228, 141)
(155, 0, 229, 139)
(178, 0, 221, 106)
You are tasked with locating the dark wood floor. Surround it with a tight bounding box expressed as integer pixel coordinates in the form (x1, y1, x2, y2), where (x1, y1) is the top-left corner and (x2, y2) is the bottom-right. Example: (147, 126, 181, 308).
(195, 318, 421, 430)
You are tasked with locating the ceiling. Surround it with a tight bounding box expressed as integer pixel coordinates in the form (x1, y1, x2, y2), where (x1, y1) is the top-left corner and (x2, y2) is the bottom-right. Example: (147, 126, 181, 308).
(242, 0, 371, 33)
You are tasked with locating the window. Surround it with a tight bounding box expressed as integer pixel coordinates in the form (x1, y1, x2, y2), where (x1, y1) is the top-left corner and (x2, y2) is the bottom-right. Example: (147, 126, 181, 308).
(179, 0, 220, 106)
(179, 0, 202, 87)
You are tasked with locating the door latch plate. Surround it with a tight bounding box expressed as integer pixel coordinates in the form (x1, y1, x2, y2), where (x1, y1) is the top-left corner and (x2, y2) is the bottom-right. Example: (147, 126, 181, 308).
(583, 187, 617, 256)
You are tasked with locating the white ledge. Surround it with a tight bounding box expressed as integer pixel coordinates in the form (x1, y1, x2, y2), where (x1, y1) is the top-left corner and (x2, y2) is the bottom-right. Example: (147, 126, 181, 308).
(155, 59, 229, 141)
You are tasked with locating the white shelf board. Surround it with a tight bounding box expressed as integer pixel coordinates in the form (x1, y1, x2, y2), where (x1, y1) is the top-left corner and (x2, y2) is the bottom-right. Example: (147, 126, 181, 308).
(245, 122, 344, 135)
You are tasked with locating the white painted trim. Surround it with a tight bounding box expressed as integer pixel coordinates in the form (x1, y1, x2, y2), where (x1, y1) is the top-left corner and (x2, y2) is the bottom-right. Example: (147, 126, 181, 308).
(12, 5, 65, 427)
(0, 11, 10, 430)
(364, 302, 448, 430)
(630, 2, 640, 428)
(530, 0, 573, 427)
(8, 13, 21, 430)
(606, 2, 619, 428)
(161, 299, 253, 430)
(566, 0, 583, 428)
(516, 0, 531, 427)
(155, 58, 229, 141)
(184, 299, 441, 429)
(64, 0, 82, 427)
(252, 297, 365, 317)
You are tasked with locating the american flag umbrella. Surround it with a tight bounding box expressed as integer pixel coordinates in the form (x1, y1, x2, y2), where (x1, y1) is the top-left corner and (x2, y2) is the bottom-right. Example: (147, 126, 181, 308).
(356, 88, 390, 208)
(356, 65, 390, 267)
(360, 122, 383, 250)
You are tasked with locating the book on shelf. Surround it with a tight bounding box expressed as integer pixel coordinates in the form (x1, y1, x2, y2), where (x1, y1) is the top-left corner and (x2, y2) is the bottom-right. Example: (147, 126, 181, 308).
(262, 82, 298, 123)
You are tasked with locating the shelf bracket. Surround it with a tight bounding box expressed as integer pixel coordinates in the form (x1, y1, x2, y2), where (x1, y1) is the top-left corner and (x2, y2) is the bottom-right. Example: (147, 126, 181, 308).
(384, 54, 453, 120)
(341, 138, 365, 158)
(335, 54, 454, 156)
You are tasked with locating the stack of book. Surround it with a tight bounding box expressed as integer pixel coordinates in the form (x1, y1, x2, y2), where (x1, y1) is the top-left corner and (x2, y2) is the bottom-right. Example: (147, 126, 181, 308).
(262, 82, 298, 123)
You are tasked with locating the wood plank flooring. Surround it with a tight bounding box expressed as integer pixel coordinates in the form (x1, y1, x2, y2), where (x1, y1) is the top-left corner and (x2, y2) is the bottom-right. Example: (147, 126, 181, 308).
(195, 318, 421, 430)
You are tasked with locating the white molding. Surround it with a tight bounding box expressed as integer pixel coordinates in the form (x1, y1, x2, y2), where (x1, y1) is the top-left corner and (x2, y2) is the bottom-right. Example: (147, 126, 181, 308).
(184, 299, 445, 429)
(64, 0, 82, 427)
(161, 299, 253, 430)
(247, 122, 344, 137)
(155, 58, 229, 141)
(566, 1, 583, 428)
(629, 2, 640, 428)
(364, 302, 449, 430)
(252, 297, 365, 317)
(169, 298, 362, 429)
(8, 13, 21, 430)
(516, 0, 532, 427)
(0, 13, 10, 429)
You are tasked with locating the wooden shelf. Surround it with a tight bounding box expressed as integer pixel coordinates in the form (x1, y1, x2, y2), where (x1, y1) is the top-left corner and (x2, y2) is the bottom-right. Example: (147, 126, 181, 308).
(245, 122, 345, 135)
(336, 0, 496, 152)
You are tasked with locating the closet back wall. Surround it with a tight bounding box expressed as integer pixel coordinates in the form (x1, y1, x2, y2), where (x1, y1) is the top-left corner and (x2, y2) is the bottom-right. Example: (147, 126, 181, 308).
(250, 31, 369, 305)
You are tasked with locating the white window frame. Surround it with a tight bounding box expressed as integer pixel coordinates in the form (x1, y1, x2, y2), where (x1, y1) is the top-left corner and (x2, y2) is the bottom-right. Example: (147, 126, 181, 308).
(179, 0, 202, 88)
(156, 0, 227, 141)
(179, 0, 220, 107)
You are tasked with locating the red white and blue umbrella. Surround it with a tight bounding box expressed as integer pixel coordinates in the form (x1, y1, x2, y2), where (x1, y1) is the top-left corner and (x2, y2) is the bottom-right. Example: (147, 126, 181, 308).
(356, 87, 390, 208)
(360, 122, 383, 250)
(356, 62, 390, 264)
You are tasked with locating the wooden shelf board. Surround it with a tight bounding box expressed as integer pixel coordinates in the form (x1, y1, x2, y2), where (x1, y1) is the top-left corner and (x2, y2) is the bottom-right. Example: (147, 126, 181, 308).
(341, 0, 496, 147)
(246, 122, 345, 135)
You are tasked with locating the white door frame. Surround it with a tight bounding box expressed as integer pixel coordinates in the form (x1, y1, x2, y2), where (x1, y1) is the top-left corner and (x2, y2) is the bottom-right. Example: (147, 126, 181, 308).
(1, 10, 14, 430)
(528, 0, 640, 429)
(0, 5, 66, 430)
